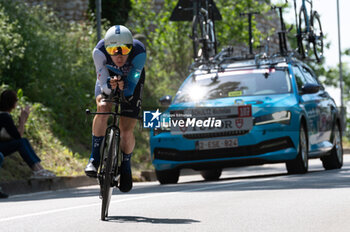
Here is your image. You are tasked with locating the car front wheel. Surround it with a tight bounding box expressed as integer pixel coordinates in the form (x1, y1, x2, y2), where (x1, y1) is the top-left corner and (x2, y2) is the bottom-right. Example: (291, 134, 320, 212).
(286, 125, 309, 174)
(321, 123, 343, 170)
(200, 169, 222, 181)
(156, 169, 180, 185)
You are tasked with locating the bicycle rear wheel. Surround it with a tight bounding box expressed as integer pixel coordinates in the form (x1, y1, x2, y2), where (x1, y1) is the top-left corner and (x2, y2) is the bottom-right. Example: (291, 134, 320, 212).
(100, 129, 116, 221)
(203, 19, 216, 59)
(311, 11, 324, 62)
(192, 14, 201, 59)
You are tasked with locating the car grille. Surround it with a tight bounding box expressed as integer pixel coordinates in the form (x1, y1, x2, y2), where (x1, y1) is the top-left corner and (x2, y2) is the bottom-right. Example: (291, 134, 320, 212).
(183, 130, 250, 139)
(154, 137, 294, 161)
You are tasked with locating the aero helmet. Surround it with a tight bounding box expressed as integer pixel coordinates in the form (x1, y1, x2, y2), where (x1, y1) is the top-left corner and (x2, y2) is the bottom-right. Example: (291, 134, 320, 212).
(104, 25, 133, 47)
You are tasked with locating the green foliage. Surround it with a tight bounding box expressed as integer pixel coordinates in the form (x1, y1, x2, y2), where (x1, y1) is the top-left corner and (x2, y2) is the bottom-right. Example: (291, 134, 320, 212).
(129, 0, 192, 107)
(215, 0, 270, 50)
(88, 0, 132, 25)
(0, 84, 88, 181)
(0, 5, 24, 75)
(0, 0, 96, 145)
(128, 0, 270, 106)
(7, 0, 347, 182)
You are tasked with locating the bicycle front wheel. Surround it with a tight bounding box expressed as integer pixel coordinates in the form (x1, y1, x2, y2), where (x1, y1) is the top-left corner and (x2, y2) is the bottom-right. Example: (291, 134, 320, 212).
(100, 129, 116, 221)
(311, 11, 324, 62)
(192, 15, 201, 59)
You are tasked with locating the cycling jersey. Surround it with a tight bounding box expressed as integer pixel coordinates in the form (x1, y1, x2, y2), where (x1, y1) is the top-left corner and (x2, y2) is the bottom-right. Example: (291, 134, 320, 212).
(92, 39, 146, 97)
(0, 112, 20, 140)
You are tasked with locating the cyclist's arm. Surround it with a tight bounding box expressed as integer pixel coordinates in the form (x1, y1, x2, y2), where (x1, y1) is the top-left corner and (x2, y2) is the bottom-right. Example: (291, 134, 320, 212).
(124, 52, 146, 97)
(92, 48, 112, 95)
(0, 113, 21, 139)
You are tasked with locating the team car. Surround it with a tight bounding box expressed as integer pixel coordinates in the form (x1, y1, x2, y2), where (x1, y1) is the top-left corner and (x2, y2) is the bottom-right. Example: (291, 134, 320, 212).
(149, 51, 343, 184)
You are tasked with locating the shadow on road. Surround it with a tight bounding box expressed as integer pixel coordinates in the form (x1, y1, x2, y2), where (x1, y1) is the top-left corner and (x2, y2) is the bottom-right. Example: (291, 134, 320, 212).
(106, 215, 200, 224)
(130, 166, 350, 194)
(3, 165, 350, 202)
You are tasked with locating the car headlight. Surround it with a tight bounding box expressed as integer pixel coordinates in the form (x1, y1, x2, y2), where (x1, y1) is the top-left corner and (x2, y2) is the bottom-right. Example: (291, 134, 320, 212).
(254, 111, 291, 125)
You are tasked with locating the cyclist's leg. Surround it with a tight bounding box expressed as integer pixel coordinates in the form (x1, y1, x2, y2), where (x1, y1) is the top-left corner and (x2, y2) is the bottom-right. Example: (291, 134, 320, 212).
(85, 80, 112, 177)
(118, 70, 145, 192)
(119, 117, 137, 152)
(118, 117, 137, 192)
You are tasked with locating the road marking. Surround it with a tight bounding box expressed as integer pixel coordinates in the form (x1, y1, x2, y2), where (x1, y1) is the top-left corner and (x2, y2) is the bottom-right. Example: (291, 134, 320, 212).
(0, 181, 246, 223)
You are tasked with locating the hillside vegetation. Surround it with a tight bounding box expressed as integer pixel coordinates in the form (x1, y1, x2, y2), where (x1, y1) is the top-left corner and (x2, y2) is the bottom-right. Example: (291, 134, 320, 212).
(6, 0, 344, 182)
(0, 1, 145, 181)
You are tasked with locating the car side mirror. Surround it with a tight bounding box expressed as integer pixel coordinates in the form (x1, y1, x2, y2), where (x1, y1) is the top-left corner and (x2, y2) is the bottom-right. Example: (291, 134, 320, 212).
(301, 83, 320, 94)
(159, 95, 172, 106)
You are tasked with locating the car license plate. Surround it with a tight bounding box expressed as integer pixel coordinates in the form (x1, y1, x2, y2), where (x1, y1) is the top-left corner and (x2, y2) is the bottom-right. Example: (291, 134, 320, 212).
(198, 138, 238, 150)
(170, 105, 253, 135)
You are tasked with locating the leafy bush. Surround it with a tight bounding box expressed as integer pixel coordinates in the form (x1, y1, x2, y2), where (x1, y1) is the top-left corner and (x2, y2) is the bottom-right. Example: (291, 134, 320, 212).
(0, 4, 24, 74)
(0, 84, 88, 181)
(0, 0, 96, 146)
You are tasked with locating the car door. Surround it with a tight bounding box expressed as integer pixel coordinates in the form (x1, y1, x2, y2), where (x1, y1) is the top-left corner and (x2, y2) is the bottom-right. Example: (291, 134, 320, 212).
(300, 65, 333, 150)
(292, 65, 319, 148)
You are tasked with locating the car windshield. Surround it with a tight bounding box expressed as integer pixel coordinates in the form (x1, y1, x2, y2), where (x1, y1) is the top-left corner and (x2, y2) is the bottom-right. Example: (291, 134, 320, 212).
(173, 68, 291, 103)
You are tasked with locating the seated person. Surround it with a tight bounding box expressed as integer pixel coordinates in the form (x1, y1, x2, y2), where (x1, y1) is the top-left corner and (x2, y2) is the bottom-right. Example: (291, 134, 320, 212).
(0, 90, 55, 178)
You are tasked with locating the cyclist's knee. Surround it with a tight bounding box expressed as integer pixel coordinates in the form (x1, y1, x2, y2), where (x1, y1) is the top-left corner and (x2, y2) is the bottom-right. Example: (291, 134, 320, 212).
(97, 104, 111, 113)
(120, 130, 134, 141)
(97, 102, 112, 113)
(94, 113, 109, 122)
(119, 117, 137, 132)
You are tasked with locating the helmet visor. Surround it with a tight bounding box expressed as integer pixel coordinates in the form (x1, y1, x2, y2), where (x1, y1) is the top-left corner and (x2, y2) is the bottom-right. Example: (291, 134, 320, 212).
(106, 44, 132, 56)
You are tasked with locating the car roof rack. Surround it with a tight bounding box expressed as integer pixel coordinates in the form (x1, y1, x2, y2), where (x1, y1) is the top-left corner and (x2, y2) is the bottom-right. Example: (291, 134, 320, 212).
(189, 46, 302, 74)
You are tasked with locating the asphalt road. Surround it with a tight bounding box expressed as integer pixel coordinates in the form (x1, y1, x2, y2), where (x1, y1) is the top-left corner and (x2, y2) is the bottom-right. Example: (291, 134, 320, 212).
(1, 154, 350, 232)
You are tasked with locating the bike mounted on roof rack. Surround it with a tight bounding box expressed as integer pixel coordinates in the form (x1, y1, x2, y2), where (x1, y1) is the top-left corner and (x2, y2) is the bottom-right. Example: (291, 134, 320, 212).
(170, 0, 324, 73)
(170, 0, 222, 63)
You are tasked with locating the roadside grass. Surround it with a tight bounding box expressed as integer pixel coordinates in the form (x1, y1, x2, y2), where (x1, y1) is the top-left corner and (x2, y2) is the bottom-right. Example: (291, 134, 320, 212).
(0, 101, 89, 182)
(0, 90, 152, 183)
(343, 137, 350, 150)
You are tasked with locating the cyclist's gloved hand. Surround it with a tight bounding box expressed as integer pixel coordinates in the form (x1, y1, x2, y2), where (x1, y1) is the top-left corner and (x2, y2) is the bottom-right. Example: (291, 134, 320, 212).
(116, 76, 124, 91)
(108, 75, 124, 90)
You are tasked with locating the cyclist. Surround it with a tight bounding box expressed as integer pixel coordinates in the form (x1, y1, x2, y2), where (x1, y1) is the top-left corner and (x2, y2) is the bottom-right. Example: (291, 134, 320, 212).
(85, 25, 146, 193)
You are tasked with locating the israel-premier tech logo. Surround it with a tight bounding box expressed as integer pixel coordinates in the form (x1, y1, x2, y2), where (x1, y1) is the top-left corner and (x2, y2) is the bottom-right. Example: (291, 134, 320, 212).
(143, 109, 162, 128)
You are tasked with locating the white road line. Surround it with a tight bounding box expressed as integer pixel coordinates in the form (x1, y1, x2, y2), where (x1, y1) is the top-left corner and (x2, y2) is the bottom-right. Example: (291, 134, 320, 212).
(0, 181, 245, 223)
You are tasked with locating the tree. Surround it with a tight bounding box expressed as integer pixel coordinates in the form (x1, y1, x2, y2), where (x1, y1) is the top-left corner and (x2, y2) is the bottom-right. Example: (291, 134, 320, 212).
(127, 0, 270, 109)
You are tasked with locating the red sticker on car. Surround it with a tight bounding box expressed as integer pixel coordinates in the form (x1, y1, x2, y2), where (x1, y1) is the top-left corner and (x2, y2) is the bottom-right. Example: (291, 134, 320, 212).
(235, 118, 244, 129)
(238, 105, 252, 117)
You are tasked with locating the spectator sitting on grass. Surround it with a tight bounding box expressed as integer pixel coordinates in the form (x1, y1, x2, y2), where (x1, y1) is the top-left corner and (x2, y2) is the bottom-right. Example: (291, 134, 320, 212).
(0, 90, 55, 178)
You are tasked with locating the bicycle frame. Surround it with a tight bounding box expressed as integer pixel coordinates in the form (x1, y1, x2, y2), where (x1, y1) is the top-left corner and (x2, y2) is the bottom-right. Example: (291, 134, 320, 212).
(98, 111, 121, 185)
(192, 0, 218, 60)
(86, 90, 124, 221)
(294, 0, 313, 33)
(301, 0, 313, 32)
